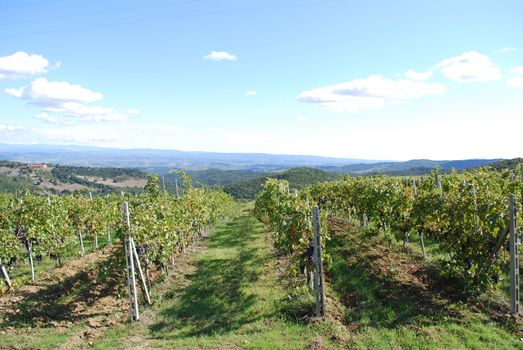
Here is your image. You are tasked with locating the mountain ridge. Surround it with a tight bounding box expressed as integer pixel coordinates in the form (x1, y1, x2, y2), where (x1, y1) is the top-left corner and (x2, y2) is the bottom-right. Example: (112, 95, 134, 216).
(0, 144, 502, 171)
(0, 143, 373, 170)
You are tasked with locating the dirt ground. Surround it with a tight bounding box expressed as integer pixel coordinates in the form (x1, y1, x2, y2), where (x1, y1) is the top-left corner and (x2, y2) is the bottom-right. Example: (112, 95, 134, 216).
(80, 176, 147, 189)
(0, 230, 213, 350)
(0, 245, 127, 349)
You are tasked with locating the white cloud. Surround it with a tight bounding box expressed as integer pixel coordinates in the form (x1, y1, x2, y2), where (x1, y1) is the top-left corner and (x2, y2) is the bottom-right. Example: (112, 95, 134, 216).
(297, 75, 446, 113)
(506, 66, 523, 88)
(5, 78, 137, 122)
(5, 77, 103, 104)
(46, 102, 131, 122)
(296, 116, 309, 122)
(126, 108, 140, 115)
(0, 52, 49, 80)
(495, 47, 517, 53)
(54, 133, 123, 143)
(0, 123, 27, 132)
(4, 87, 23, 98)
(507, 77, 523, 88)
(435, 51, 501, 83)
(245, 90, 257, 96)
(204, 51, 237, 61)
(404, 69, 432, 81)
(50, 61, 62, 70)
(34, 112, 58, 124)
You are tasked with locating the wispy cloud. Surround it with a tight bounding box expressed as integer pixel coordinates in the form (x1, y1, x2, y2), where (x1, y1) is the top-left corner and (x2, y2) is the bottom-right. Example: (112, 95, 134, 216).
(204, 51, 237, 61)
(507, 66, 523, 88)
(245, 90, 257, 96)
(5, 78, 137, 122)
(126, 108, 140, 115)
(0, 123, 27, 133)
(495, 47, 517, 53)
(507, 77, 523, 88)
(297, 75, 446, 113)
(0, 52, 50, 80)
(21, 122, 188, 148)
(435, 51, 501, 83)
(404, 69, 432, 81)
(34, 112, 58, 124)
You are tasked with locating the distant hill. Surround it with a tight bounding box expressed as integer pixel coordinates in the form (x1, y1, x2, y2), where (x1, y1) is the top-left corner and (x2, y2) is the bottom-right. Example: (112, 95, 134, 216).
(2, 157, 516, 197)
(321, 159, 501, 175)
(483, 158, 523, 172)
(0, 161, 147, 194)
(222, 167, 339, 199)
(159, 168, 264, 186)
(0, 144, 369, 171)
(0, 161, 339, 199)
(0, 144, 503, 174)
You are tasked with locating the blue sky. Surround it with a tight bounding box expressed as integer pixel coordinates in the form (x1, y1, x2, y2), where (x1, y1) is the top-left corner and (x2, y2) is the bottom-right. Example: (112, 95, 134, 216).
(0, 0, 522, 160)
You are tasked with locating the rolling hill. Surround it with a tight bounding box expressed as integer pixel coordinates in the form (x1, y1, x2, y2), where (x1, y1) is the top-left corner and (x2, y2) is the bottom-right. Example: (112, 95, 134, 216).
(0, 161, 148, 194)
(320, 158, 502, 174)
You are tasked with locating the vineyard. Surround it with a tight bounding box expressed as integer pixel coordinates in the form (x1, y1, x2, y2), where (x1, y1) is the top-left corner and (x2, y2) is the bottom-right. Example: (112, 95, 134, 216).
(0, 167, 522, 349)
(255, 167, 523, 314)
(0, 173, 234, 300)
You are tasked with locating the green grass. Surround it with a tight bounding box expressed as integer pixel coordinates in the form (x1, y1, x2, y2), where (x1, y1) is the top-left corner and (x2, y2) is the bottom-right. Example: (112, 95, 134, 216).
(0, 327, 75, 349)
(347, 321, 521, 350)
(325, 221, 523, 350)
(94, 212, 336, 349)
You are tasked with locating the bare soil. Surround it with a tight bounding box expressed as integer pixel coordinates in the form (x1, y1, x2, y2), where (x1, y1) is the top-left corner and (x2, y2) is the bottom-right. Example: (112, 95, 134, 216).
(0, 245, 127, 348)
(39, 180, 88, 192)
(80, 176, 147, 188)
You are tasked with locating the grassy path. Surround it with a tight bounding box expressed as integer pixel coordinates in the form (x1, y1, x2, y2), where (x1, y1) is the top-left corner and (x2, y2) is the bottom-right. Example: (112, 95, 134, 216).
(95, 211, 325, 349)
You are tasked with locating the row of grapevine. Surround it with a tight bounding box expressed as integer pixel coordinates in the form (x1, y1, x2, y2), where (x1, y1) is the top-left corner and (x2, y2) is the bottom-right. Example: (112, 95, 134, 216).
(120, 185, 235, 269)
(0, 176, 235, 288)
(0, 192, 120, 273)
(254, 179, 327, 274)
(255, 168, 522, 293)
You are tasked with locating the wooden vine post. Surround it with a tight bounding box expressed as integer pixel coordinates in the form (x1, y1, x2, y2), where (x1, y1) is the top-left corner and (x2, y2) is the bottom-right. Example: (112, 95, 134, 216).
(435, 172, 443, 199)
(509, 194, 520, 315)
(420, 232, 427, 258)
(312, 205, 326, 317)
(27, 239, 35, 283)
(412, 179, 426, 257)
(305, 198, 314, 291)
(121, 201, 151, 322)
(521, 169, 523, 244)
(89, 192, 99, 249)
(122, 201, 139, 321)
(124, 237, 139, 321)
(0, 259, 12, 289)
(131, 237, 152, 305)
(78, 228, 85, 256)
